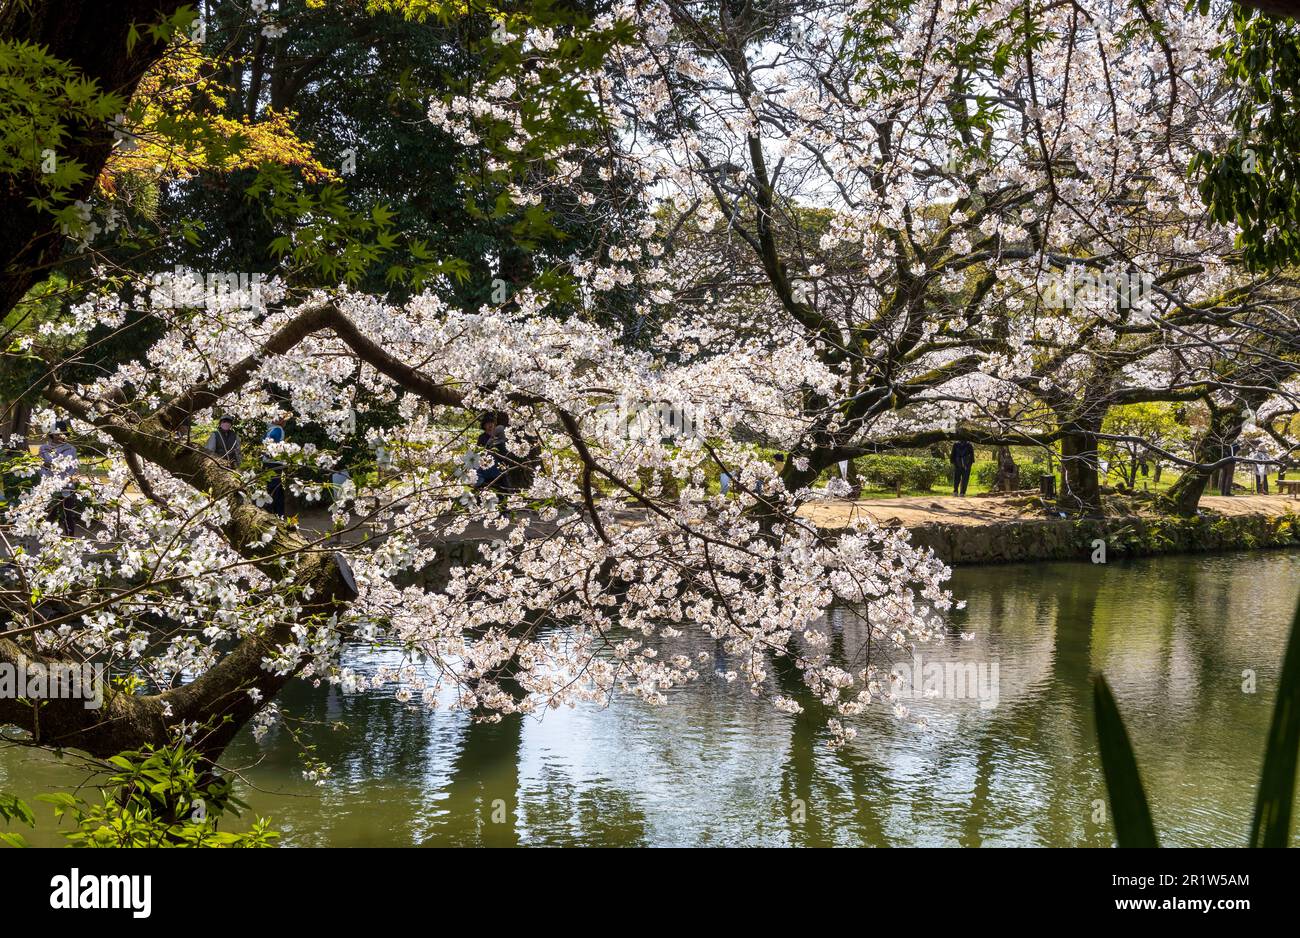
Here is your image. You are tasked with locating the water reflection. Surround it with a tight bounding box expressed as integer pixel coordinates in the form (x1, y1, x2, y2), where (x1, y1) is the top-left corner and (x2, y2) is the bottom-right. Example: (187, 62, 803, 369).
(2, 551, 1296, 846)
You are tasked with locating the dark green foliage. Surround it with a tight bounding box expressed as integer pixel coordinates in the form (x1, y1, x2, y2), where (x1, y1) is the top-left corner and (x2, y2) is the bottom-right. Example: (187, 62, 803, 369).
(2, 744, 282, 848)
(857, 454, 948, 492)
(972, 458, 1042, 489)
(159, 0, 643, 319)
(1190, 5, 1300, 270)
(0, 790, 36, 848)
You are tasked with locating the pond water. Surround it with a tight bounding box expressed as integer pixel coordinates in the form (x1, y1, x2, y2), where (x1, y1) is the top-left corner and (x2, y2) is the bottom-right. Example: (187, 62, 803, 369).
(2, 550, 1297, 847)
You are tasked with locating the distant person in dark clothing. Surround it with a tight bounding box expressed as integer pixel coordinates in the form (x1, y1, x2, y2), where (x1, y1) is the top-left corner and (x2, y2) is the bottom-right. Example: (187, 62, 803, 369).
(203, 415, 241, 467)
(951, 440, 975, 495)
(475, 415, 498, 450)
(474, 415, 506, 488)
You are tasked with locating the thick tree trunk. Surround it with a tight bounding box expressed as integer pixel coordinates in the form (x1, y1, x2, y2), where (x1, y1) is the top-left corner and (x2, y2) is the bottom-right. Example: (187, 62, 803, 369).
(779, 461, 821, 497)
(1170, 458, 1217, 516)
(845, 458, 862, 497)
(0, 399, 31, 443)
(0, 423, 360, 760)
(993, 445, 1019, 492)
(0, 304, 429, 760)
(1057, 429, 1101, 515)
(1166, 401, 1256, 516)
(1175, 452, 1222, 511)
(1168, 427, 1231, 516)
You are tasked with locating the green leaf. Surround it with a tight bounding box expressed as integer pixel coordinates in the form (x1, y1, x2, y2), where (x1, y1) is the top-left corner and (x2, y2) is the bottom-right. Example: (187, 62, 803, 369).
(1249, 596, 1300, 847)
(1093, 676, 1159, 848)
(35, 792, 77, 807)
(0, 792, 35, 827)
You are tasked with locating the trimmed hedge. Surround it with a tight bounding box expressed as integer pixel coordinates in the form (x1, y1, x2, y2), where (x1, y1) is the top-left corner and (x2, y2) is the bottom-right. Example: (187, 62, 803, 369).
(972, 458, 1046, 488)
(858, 454, 949, 492)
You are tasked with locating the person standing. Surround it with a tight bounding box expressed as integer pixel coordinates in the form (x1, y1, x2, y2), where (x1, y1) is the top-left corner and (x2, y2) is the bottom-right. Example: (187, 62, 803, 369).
(1253, 445, 1272, 494)
(474, 414, 505, 488)
(950, 440, 975, 496)
(39, 421, 80, 535)
(756, 453, 786, 496)
(263, 414, 288, 517)
(264, 414, 286, 446)
(203, 415, 241, 467)
(330, 468, 353, 508)
(375, 442, 393, 479)
(1219, 441, 1237, 496)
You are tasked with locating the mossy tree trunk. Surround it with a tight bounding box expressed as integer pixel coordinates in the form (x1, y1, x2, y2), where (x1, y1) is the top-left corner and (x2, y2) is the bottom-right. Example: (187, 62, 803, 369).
(1057, 426, 1102, 516)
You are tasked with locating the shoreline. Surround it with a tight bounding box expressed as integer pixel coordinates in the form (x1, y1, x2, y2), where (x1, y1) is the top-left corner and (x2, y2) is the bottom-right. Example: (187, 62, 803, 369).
(799, 493, 1300, 565)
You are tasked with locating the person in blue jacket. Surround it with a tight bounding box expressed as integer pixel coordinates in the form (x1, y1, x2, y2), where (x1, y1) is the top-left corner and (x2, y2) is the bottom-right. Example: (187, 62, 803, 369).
(263, 414, 288, 516)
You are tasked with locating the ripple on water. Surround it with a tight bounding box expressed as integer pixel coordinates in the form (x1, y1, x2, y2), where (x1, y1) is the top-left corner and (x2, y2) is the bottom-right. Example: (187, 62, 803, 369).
(1, 551, 1295, 846)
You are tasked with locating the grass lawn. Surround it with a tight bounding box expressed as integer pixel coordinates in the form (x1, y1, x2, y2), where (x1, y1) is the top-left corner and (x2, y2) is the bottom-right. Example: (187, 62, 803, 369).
(845, 467, 1282, 500)
(849, 468, 1172, 500)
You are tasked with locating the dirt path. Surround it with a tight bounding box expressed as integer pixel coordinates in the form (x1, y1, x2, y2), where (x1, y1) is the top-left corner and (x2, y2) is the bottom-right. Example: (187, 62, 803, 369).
(798, 492, 1300, 530)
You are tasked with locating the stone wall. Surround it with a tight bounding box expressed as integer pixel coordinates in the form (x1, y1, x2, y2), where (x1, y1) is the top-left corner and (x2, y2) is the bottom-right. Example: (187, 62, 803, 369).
(400, 510, 1300, 588)
(904, 510, 1300, 565)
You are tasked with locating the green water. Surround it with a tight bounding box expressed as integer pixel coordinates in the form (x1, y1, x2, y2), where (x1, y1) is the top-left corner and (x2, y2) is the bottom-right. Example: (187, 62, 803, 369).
(2, 550, 1297, 847)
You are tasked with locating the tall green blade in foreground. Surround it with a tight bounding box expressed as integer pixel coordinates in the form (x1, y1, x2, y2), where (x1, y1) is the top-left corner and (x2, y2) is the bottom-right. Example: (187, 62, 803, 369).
(1094, 677, 1159, 848)
(1250, 596, 1300, 847)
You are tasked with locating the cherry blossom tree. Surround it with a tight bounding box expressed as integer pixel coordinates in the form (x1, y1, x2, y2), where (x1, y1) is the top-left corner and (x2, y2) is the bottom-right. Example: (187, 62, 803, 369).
(506, 0, 1300, 514)
(0, 259, 962, 765)
(6, 0, 1300, 783)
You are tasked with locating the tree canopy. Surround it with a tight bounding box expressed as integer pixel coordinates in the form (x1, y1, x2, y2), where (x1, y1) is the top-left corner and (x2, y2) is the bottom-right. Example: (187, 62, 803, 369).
(2, 0, 1300, 779)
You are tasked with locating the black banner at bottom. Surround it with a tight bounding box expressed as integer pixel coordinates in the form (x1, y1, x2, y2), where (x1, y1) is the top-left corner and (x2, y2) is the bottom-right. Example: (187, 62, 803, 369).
(0, 847, 1285, 922)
